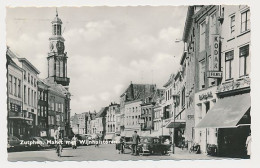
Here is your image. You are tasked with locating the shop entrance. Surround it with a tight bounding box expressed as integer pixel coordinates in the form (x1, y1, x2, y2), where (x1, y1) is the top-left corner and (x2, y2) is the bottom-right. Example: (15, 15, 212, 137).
(217, 126, 250, 157)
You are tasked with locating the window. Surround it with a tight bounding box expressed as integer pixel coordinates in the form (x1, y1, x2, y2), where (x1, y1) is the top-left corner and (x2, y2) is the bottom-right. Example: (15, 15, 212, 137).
(51, 102, 54, 111)
(28, 88, 30, 106)
(38, 106, 41, 116)
(241, 10, 250, 32)
(13, 77, 17, 96)
(31, 76, 33, 85)
(225, 50, 234, 80)
(9, 75, 12, 94)
(230, 15, 235, 37)
(41, 106, 44, 116)
(54, 25, 57, 35)
(18, 80, 21, 98)
(34, 78, 36, 87)
(181, 87, 185, 108)
(239, 45, 250, 76)
(34, 91, 36, 107)
(199, 59, 206, 89)
(31, 90, 33, 106)
(28, 73, 30, 83)
(24, 86, 26, 104)
(200, 21, 206, 51)
(24, 71, 26, 80)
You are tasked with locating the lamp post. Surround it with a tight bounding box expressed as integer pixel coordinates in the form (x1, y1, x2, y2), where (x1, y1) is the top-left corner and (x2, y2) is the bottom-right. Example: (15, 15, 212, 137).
(172, 94, 179, 154)
(77, 124, 79, 134)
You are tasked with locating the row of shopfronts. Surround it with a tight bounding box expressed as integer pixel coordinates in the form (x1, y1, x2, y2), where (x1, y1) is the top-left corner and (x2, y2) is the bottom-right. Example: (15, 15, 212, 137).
(116, 5, 251, 157)
(160, 5, 251, 157)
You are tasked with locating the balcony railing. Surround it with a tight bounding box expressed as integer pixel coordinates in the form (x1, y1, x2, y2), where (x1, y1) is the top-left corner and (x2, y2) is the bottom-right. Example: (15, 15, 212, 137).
(9, 111, 33, 121)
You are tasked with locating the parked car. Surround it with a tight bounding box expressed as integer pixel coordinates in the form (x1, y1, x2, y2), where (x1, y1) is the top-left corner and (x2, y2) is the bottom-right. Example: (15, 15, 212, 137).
(75, 134, 89, 146)
(24, 137, 49, 150)
(7, 135, 26, 152)
(42, 137, 55, 148)
(137, 136, 171, 155)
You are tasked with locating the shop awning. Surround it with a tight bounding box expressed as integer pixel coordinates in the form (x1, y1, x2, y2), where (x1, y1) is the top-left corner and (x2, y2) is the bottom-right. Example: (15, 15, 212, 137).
(104, 134, 114, 140)
(166, 119, 186, 128)
(196, 93, 251, 128)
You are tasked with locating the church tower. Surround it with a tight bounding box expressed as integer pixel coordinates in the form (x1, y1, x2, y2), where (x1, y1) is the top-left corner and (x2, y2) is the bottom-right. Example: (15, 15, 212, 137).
(47, 10, 70, 86)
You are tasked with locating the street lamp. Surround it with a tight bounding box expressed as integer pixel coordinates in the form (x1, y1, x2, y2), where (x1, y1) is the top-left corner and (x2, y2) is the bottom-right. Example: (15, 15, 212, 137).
(172, 94, 180, 154)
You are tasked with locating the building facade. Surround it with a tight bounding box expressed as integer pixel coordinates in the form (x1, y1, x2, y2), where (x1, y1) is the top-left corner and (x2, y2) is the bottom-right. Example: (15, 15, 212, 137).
(37, 79, 49, 137)
(7, 49, 25, 139)
(105, 103, 119, 140)
(19, 58, 40, 137)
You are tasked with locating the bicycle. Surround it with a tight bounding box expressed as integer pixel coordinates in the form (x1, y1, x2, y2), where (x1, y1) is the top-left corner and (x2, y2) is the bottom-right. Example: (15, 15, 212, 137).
(56, 139, 63, 157)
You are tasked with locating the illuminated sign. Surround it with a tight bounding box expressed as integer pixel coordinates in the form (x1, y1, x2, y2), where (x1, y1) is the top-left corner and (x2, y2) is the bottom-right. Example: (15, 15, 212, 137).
(212, 35, 220, 71)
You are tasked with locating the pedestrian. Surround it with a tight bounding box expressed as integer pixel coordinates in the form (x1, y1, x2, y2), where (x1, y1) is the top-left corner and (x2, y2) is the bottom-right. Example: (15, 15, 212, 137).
(71, 135, 77, 149)
(115, 133, 121, 154)
(164, 138, 170, 144)
(131, 131, 140, 156)
(245, 133, 252, 158)
(120, 136, 125, 154)
(95, 134, 100, 147)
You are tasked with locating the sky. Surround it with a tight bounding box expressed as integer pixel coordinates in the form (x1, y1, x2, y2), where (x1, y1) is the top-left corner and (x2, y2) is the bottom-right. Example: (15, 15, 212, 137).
(6, 6, 187, 114)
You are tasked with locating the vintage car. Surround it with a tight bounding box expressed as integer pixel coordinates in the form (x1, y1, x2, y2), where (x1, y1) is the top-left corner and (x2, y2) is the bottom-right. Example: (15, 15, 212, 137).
(124, 136, 171, 155)
(7, 135, 26, 152)
(137, 136, 171, 155)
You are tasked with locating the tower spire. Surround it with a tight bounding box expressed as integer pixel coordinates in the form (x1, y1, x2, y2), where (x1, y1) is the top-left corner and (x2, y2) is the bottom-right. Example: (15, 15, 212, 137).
(56, 8, 58, 17)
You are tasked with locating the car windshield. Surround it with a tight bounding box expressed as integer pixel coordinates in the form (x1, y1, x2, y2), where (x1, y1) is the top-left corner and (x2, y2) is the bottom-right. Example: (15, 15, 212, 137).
(140, 137, 152, 143)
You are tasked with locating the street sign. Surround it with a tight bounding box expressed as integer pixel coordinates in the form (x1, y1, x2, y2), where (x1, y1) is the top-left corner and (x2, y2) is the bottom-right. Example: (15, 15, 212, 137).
(207, 71, 222, 78)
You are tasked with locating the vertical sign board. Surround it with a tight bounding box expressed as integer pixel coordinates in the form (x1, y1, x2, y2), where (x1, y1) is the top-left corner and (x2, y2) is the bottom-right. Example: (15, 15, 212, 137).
(212, 35, 220, 71)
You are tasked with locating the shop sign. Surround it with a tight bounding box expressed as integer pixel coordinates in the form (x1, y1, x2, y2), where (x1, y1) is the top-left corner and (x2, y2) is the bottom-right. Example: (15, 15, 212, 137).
(207, 71, 222, 78)
(199, 91, 213, 100)
(212, 35, 220, 71)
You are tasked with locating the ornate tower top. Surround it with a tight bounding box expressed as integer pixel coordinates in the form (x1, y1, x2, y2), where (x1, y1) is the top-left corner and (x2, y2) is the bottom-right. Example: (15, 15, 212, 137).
(47, 9, 70, 86)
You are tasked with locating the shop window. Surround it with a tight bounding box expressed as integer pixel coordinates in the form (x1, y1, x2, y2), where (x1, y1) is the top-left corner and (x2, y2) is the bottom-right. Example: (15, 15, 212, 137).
(225, 50, 234, 80)
(239, 45, 250, 76)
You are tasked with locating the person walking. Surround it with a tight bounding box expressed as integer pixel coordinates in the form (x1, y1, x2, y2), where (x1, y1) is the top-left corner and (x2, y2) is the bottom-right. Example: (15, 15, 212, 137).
(246, 133, 252, 158)
(115, 134, 121, 154)
(131, 131, 140, 156)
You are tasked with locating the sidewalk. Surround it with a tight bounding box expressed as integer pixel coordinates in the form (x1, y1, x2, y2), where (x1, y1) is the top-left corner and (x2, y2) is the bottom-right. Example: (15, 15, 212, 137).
(169, 147, 238, 160)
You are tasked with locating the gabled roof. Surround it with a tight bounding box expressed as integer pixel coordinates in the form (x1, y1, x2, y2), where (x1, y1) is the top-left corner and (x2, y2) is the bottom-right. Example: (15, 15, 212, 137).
(121, 83, 156, 102)
(18, 58, 40, 74)
(96, 107, 108, 118)
(163, 74, 175, 88)
(182, 6, 195, 42)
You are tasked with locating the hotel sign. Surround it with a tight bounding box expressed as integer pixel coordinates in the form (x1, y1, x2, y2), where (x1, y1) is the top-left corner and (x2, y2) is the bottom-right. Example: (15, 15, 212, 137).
(212, 35, 220, 71)
(207, 71, 222, 78)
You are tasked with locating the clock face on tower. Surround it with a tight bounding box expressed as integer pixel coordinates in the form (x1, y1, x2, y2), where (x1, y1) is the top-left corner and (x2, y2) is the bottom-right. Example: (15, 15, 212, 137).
(56, 41, 64, 53)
